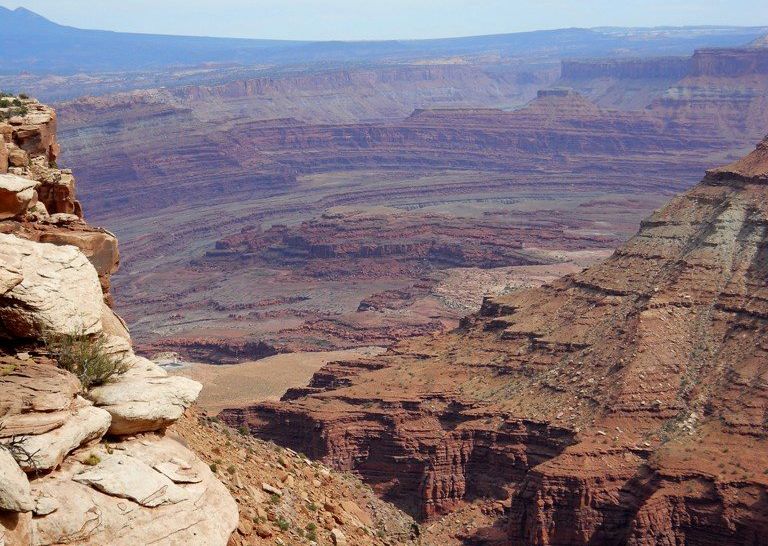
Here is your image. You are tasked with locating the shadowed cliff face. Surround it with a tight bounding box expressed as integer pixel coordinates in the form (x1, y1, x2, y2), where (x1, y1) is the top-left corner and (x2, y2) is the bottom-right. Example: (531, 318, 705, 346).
(223, 137, 768, 544)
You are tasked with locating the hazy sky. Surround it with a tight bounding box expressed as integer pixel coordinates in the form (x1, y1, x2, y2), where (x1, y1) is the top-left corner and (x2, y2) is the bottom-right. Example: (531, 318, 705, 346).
(3, 1, 767, 40)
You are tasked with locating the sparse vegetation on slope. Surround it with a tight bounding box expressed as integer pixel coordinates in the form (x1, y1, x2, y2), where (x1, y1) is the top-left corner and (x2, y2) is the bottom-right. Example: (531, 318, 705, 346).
(172, 410, 420, 545)
(44, 331, 131, 388)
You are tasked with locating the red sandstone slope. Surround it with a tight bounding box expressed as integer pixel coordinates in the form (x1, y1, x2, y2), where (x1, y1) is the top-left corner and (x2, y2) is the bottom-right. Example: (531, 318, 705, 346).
(223, 136, 768, 544)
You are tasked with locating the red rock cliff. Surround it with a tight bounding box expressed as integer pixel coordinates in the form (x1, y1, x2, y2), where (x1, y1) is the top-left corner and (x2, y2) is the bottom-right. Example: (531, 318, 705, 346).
(223, 136, 768, 544)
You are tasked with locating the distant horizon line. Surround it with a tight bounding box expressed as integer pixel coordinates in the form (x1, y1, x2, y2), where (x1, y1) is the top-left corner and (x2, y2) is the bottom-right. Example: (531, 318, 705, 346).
(2, 5, 767, 44)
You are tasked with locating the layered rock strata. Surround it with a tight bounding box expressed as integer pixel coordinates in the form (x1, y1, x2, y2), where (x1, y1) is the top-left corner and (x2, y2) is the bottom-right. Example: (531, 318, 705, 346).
(651, 46, 768, 141)
(560, 57, 691, 80)
(226, 137, 768, 543)
(0, 98, 238, 545)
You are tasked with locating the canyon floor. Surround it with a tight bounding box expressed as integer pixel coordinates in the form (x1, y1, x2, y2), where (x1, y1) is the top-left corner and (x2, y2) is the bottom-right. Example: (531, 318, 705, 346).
(176, 347, 387, 413)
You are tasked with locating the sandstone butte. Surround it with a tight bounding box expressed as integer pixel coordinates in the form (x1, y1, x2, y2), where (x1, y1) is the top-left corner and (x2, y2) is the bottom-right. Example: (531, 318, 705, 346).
(222, 135, 768, 543)
(0, 98, 422, 546)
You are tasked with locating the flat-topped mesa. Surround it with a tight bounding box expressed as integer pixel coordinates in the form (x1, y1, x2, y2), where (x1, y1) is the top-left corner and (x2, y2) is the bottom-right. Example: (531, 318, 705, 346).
(228, 135, 768, 543)
(690, 46, 768, 77)
(0, 98, 238, 545)
(560, 57, 692, 80)
(515, 87, 603, 119)
(648, 48, 768, 143)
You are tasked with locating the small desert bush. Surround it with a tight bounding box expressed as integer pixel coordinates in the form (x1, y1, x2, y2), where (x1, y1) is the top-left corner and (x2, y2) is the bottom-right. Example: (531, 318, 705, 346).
(45, 331, 130, 389)
(84, 453, 101, 466)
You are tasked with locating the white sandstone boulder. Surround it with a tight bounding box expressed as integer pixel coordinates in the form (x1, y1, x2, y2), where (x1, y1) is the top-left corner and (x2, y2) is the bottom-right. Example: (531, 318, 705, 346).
(0, 173, 36, 220)
(30, 436, 238, 546)
(18, 403, 111, 472)
(87, 349, 202, 435)
(73, 452, 188, 507)
(0, 234, 103, 339)
(0, 448, 34, 512)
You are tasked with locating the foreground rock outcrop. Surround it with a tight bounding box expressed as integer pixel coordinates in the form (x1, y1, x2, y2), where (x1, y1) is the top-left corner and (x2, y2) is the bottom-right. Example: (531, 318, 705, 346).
(226, 136, 768, 544)
(0, 97, 238, 545)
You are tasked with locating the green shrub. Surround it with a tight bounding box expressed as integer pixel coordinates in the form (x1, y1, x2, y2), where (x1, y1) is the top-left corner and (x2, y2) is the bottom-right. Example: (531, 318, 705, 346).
(45, 331, 131, 389)
(0, 362, 18, 375)
(11, 98, 21, 107)
(276, 517, 289, 531)
(209, 463, 218, 473)
(84, 453, 101, 466)
(0, 99, 9, 108)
